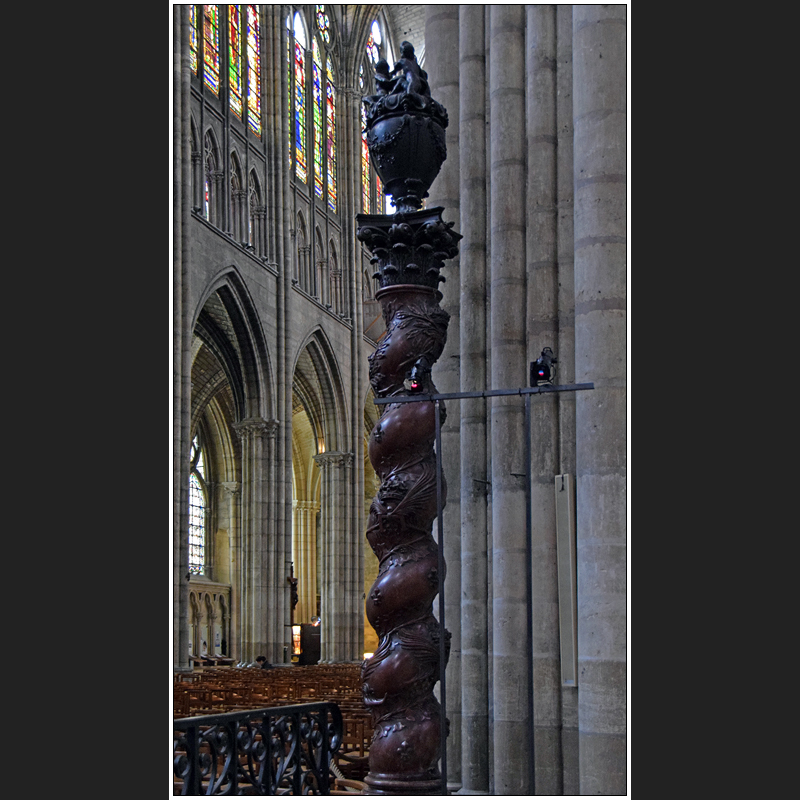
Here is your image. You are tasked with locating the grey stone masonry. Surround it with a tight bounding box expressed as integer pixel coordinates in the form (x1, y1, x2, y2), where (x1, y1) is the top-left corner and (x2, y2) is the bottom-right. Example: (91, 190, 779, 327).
(573, 4, 628, 796)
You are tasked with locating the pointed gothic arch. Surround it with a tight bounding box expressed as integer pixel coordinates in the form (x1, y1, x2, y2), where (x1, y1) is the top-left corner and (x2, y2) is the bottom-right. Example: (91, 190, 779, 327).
(230, 151, 245, 242)
(203, 129, 222, 225)
(290, 327, 352, 642)
(188, 266, 279, 665)
(248, 169, 264, 254)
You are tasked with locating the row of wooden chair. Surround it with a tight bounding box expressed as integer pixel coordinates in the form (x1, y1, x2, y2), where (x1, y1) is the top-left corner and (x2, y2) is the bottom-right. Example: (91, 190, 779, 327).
(173, 663, 371, 789)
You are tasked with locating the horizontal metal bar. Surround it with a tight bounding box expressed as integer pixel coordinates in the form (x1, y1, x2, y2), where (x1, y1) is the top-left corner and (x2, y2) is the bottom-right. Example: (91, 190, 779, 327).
(372, 382, 594, 405)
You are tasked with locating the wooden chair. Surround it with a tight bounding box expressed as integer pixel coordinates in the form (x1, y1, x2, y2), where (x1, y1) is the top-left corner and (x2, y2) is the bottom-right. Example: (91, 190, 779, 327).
(334, 716, 370, 781)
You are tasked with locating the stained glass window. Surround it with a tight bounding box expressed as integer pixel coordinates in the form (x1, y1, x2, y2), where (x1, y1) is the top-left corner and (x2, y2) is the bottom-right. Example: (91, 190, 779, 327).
(287, 17, 292, 168)
(312, 39, 324, 199)
(366, 19, 381, 65)
(361, 105, 370, 212)
(293, 12, 307, 183)
(203, 6, 221, 95)
(246, 5, 261, 136)
(190, 6, 198, 74)
(316, 5, 330, 43)
(228, 5, 243, 118)
(326, 56, 336, 212)
(189, 436, 207, 576)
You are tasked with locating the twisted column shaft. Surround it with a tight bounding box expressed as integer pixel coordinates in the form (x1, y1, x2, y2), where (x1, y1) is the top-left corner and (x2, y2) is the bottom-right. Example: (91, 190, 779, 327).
(361, 280, 451, 795)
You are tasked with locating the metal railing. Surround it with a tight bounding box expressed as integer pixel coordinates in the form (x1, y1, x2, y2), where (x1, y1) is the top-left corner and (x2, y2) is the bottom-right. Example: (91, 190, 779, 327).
(173, 702, 343, 795)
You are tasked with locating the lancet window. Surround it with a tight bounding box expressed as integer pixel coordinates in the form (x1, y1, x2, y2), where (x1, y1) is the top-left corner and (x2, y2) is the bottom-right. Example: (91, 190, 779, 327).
(190, 6, 261, 138)
(189, 435, 209, 576)
(287, 7, 338, 212)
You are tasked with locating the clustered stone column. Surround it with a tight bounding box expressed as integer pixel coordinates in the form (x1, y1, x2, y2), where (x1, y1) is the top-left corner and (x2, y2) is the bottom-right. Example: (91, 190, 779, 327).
(573, 5, 627, 795)
(356, 42, 461, 795)
(314, 451, 359, 662)
(232, 417, 280, 662)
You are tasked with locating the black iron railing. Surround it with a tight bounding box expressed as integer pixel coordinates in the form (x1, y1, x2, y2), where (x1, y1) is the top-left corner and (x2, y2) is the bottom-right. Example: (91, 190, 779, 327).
(173, 702, 343, 795)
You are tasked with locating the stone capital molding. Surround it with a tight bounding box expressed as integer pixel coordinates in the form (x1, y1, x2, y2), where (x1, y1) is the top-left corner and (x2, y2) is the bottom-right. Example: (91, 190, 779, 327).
(232, 417, 279, 441)
(218, 481, 240, 496)
(313, 451, 354, 470)
(293, 499, 321, 512)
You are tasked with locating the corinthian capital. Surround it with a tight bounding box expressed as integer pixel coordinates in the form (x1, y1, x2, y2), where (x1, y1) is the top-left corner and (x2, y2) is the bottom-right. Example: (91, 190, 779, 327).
(232, 417, 279, 441)
(313, 451, 354, 470)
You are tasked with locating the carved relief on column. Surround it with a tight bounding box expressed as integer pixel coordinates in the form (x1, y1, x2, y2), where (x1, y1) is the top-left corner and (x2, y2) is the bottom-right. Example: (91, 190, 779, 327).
(314, 451, 354, 471)
(356, 41, 461, 796)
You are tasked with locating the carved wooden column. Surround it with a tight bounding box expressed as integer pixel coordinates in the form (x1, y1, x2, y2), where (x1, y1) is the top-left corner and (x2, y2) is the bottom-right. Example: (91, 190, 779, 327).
(356, 42, 461, 796)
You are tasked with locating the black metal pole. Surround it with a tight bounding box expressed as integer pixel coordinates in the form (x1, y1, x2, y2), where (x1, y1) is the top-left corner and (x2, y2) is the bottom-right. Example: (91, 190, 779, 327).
(373, 382, 594, 406)
(435, 398, 448, 795)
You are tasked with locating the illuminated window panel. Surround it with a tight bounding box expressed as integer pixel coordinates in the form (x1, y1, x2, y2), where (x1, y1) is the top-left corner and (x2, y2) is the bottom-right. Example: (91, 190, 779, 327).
(203, 6, 220, 95)
(189, 437, 207, 576)
(287, 19, 292, 167)
(361, 106, 370, 212)
(246, 5, 261, 136)
(326, 56, 336, 212)
(228, 5, 243, 118)
(316, 5, 330, 43)
(313, 39, 324, 199)
(190, 6, 198, 74)
(293, 13, 307, 183)
(366, 19, 381, 64)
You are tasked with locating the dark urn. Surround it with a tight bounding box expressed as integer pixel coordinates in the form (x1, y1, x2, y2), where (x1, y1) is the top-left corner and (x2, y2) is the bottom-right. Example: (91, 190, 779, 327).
(363, 42, 449, 214)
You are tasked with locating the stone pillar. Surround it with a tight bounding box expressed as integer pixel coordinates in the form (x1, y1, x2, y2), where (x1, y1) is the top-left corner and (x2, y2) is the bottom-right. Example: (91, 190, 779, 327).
(293, 499, 320, 624)
(525, 6, 564, 796)
(192, 151, 203, 212)
(220, 481, 241, 659)
(573, 5, 627, 796)
(315, 451, 358, 662)
(213, 169, 225, 228)
(233, 417, 279, 662)
(425, 4, 462, 786)
(488, 5, 530, 795)
(555, 6, 579, 792)
(233, 188, 247, 243)
(457, 3, 489, 793)
(253, 205, 267, 257)
(174, 2, 192, 673)
(316, 257, 328, 305)
(339, 80, 365, 669)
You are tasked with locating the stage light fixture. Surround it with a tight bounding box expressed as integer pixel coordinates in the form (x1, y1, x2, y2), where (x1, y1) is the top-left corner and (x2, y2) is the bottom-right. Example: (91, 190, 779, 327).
(531, 347, 558, 386)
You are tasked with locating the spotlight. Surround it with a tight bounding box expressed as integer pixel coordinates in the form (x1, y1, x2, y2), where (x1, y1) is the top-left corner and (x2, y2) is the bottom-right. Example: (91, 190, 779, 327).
(404, 357, 431, 393)
(531, 347, 557, 386)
